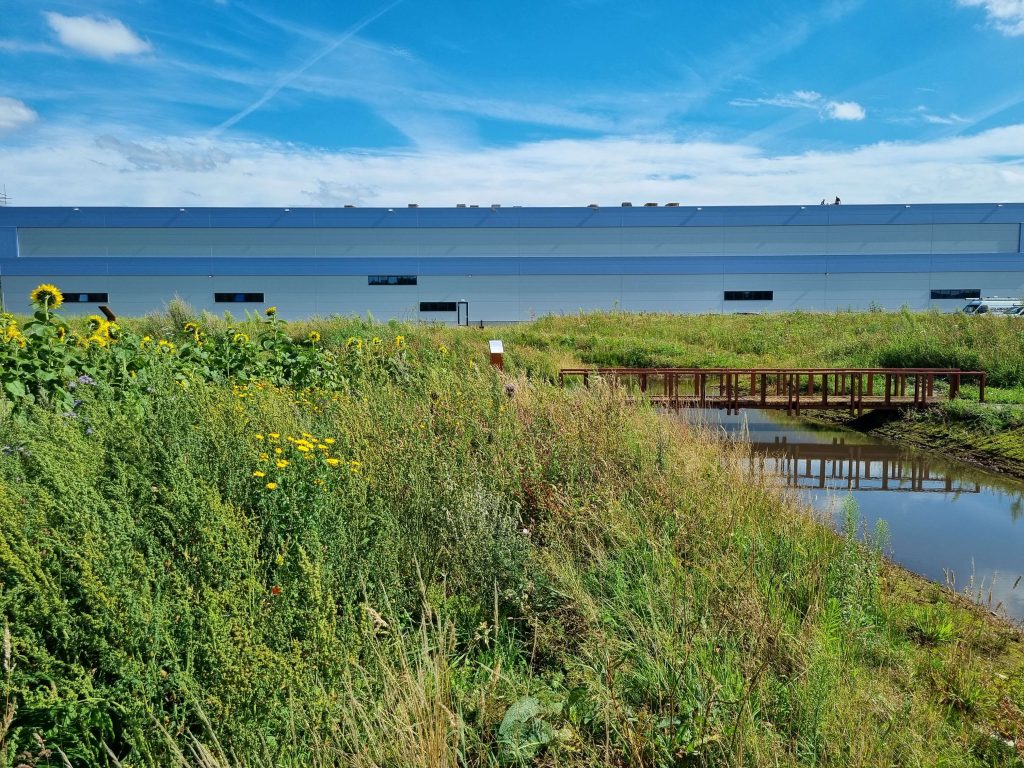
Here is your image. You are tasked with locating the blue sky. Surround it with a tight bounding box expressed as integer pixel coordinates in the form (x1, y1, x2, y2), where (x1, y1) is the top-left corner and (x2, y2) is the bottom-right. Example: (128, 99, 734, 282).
(1, 0, 1023, 205)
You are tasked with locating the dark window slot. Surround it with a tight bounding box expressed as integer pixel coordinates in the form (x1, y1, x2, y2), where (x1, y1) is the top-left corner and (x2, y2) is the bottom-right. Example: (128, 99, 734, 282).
(215, 292, 265, 303)
(369, 275, 417, 286)
(420, 301, 457, 312)
(62, 292, 109, 303)
(930, 289, 981, 300)
(724, 290, 773, 301)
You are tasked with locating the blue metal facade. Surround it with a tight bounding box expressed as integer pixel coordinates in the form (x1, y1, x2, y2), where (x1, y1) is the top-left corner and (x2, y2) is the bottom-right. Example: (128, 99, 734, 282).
(1, 203, 1021, 320)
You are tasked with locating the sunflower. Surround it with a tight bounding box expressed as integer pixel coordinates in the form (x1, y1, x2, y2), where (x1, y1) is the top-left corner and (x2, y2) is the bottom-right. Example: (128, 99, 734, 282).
(88, 334, 108, 347)
(264, 306, 277, 318)
(183, 321, 199, 334)
(30, 284, 64, 309)
(232, 332, 250, 345)
(307, 331, 321, 344)
(86, 315, 106, 332)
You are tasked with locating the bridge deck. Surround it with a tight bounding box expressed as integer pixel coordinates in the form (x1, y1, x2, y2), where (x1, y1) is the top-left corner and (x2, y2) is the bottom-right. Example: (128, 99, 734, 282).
(558, 367, 987, 414)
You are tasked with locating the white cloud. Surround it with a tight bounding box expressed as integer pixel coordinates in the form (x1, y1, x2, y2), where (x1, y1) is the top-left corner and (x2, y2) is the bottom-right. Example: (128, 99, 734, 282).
(824, 100, 866, 121)
(731, 90, 822, 109)
(958, 0, 1024, 35)
(44, 13, 152, 60)
(0, 97, 38, 134)
(916, 106, 971, 125)
(732, 90, 866, 121)
(1, 123, 1022, 206)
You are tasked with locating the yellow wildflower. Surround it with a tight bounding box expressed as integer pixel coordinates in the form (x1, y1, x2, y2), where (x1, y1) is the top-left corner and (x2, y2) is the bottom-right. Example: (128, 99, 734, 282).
(349, 460, 362, 474)
(324, 438, 336, 445)
(274, 447, 283, 455)
(326, 458, 341, 467)
(265, 482, 278, 490)
(296, 444, 311, 453)
(259, 453, 269, 461)
(252, 470, 266, 478)
(254, 433, 265, 440)
(268, 432, 280, 440)
(395, 335, 405, 347)
(30, 283, 63, 309)
(276, 459, 289, 468)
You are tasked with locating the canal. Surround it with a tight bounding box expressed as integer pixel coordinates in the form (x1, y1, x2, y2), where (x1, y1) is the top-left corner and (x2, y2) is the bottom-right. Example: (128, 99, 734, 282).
(685, 409, 1024, 621)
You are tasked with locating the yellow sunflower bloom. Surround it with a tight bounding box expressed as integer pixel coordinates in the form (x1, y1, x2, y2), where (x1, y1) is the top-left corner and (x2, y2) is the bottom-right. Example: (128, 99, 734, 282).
(30, 283, 64, 309)
(307, 330, 321, 343)
(265, 306, 277, 317)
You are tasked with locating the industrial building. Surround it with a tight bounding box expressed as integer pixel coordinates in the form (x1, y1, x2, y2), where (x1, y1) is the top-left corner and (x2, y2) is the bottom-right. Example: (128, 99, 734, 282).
(0, 203, 1021, 321)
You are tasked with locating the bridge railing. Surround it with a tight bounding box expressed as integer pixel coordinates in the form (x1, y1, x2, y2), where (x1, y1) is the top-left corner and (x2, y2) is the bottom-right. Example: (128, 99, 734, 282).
(557, 367, 987, 414)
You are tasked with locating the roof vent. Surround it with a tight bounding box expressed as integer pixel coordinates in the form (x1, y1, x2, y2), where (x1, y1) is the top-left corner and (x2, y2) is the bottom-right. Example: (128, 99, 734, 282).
(456, 203, 467, 208)
(469, 204, 479, 208)
(587, 203, 599, 208)
(643, 202, 658, 207)
(665, 202, 680, 207)
(344, 204, 355, 208)
(490, 204, 501, 210)
(621, 202, 632, 207)
(408, 203, 419, 208)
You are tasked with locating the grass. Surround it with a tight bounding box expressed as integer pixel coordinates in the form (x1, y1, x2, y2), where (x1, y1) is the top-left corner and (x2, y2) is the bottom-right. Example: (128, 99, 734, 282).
(0, 301, 1023, 765)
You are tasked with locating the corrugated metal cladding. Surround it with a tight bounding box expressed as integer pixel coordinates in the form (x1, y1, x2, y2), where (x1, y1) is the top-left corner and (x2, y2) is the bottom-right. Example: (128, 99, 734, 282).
(0, 204, 1022, 321)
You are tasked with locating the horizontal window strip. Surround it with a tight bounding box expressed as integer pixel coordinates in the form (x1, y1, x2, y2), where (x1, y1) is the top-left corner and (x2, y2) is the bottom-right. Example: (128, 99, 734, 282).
(724, 290, 773, 301)
(930, 289, 981, 300)
(214, 292, 265, 303)
(420, 301, 457, 312)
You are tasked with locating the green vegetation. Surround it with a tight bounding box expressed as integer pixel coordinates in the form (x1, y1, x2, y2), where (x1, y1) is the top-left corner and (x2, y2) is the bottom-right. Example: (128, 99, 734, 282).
(1, 293, 1023, 766)
(495, 308, 1024, 385)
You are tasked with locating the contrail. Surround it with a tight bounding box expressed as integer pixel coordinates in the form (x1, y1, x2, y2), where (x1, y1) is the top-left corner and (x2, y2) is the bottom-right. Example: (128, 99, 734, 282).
(209, 0, 404, 136)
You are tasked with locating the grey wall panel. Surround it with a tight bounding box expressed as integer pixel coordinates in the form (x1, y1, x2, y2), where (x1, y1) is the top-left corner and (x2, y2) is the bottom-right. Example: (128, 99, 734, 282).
(621, 298, 723, 313)
(930, 254, 1024, 271)
(931, 223, 1020, 253)
(0, 228, 17, 262)
(826, 254, 931, 273)
(621, 274, 724, 299)
(17, 223, 1021, 262)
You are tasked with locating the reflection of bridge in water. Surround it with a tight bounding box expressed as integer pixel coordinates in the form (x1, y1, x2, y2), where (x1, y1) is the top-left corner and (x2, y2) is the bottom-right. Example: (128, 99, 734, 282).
(748, 437, 982, 493)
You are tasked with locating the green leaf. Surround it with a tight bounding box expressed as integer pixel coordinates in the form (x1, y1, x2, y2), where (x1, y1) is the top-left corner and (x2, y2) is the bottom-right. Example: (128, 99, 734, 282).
(3, 379, 26, 399)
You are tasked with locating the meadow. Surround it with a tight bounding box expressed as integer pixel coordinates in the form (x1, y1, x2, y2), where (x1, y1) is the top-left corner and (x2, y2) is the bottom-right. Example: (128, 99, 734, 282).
(1, 289, 1023, 766)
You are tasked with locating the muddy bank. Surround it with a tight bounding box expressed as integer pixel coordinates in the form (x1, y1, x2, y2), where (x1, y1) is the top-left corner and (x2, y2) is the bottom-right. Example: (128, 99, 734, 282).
(799, 408, 1024, 482)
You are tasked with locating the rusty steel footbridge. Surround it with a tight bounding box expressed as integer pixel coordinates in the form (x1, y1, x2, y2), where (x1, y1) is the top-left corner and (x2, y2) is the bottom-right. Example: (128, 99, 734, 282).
(557, 367, 987, 415)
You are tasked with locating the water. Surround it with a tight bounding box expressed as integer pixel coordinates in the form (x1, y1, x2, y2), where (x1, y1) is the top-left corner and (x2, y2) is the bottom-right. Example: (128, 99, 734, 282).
(683, 409, 1024, 621)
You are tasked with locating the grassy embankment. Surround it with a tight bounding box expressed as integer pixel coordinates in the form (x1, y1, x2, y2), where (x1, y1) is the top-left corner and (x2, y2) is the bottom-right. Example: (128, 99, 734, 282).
(1, 296, 1023, 766)
(492, 310, 1024, 476)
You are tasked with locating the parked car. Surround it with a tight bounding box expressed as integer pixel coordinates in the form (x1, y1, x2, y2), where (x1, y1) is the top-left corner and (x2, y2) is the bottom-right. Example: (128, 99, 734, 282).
(961, 297, 1023, 315)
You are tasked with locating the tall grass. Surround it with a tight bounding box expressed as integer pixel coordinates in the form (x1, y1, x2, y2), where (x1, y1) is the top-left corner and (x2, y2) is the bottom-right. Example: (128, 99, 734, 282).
(498, 309, 1024, 388)
(1, 309, 1023, 765)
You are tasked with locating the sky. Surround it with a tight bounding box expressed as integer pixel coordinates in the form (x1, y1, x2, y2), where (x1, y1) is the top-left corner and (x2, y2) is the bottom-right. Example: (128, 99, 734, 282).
(1, 0, 1023, 207)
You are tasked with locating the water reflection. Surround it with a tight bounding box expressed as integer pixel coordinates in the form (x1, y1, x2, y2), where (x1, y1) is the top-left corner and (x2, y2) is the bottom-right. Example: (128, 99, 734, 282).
(750, 437, 984, 495)
(680, 409, 1024, 621)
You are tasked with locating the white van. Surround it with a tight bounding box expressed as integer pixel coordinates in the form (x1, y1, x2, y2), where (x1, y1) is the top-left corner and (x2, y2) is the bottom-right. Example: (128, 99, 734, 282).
(961, 297, 1023, 315)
